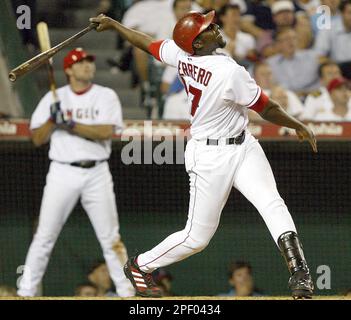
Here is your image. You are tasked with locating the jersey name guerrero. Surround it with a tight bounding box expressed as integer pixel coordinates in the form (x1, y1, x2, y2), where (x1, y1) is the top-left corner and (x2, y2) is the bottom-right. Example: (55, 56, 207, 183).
(178, 61, 212, 87)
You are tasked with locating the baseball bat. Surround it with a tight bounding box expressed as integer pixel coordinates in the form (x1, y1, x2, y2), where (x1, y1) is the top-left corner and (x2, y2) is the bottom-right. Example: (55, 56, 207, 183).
(36, 22, 58, 101)
(9, 23, 98, 82)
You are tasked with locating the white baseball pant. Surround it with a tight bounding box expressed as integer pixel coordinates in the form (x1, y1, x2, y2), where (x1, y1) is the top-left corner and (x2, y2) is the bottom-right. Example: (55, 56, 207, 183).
(138, 131, 297, 272)
(17, 161, 134, 297)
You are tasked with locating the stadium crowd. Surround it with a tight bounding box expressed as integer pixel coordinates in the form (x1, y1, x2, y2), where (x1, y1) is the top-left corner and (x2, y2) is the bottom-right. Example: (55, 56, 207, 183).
(104, 0, 351, 121)
(9, 0, 351, 121)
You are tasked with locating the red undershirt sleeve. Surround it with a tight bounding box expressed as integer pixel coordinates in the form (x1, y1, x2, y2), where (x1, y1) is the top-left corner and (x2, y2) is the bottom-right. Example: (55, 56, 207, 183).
(148, 40, 164, 62)
(250, 91, 269, 113)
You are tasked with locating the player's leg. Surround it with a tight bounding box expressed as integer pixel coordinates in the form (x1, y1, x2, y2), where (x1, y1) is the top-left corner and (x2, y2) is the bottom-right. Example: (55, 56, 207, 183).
(233, 133, 313, 299)
(126, 140, 240, 296)
(81, 162, 135, 297)
(17, 162, 81, 296)
(233, 135, 297, 243)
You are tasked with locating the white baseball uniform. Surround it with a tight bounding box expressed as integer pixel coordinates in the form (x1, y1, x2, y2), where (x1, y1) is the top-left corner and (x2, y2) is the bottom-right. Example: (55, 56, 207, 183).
(17, 84, 135, 297)
(137, 40, 297, 272)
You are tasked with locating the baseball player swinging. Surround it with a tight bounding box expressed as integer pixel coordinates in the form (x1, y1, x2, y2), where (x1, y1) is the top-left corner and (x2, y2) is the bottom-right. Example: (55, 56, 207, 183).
(91, 11, 317, 299)
(17, 48, 134, 297)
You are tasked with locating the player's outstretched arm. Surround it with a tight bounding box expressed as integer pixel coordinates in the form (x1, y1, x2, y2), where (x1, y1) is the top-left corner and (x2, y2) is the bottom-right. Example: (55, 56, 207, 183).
(259, 98, 318, 153)
(90, 14, 154, 54)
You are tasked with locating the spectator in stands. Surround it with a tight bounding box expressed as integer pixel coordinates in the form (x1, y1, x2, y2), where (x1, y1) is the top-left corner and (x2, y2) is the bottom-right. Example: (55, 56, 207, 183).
(88, 261, 115, 296)
(152, 268, 175, 296)
(161, 66, 190, 120)
(307, 77, 351, 121)
(0, 285, 17, 297)
(97, 0, 132, 16)
(217, 4, 257, 67)
(266, 28, 320, 94)
(121, 0, 192, 117)
(75, 282, 98, 297)
(210, 0, 247, 12)
(0, 112, 10, 119)
(96, 0, 131, 48)
(273, 1, 312, 43)
(241, 0, 312, 57)
(194, 0, 247, 13)
(293, 0, 321, 16)
(241, 0, 276, 34)
(310, 0, 341, 35)
(302, 62, 347, 119)
(193, 0, 213, 11)
(249, 62, 304, 122)
(218, 261, 263, 297)
(314, 0, 351, 79)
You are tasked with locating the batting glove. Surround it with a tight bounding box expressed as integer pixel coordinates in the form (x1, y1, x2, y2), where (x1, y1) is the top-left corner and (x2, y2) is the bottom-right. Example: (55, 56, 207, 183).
(50, 101, 65, 125)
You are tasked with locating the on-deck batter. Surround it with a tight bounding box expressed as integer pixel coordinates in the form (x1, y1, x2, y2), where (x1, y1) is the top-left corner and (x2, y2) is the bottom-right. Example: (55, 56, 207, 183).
(91, 11, 317, 299)
(17, 48, 134, 297)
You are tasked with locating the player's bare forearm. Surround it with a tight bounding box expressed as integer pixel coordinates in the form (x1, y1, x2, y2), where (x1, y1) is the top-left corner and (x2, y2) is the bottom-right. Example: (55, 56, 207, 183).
(90, 15, 154, 53)
(259, 98, 318, 152)
(69, 123, 114, 141)
(259, 98, 302, 129)
(248, 109, 267, 123)
(31, 119, 56, 147)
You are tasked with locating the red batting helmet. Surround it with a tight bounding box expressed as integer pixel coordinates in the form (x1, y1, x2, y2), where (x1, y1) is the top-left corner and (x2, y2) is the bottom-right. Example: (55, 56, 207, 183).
(173, 10, 216, 55)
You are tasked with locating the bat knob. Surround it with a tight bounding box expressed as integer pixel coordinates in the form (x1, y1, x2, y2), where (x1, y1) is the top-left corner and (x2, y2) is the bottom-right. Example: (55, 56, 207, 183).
(8, 73, 17, 82)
